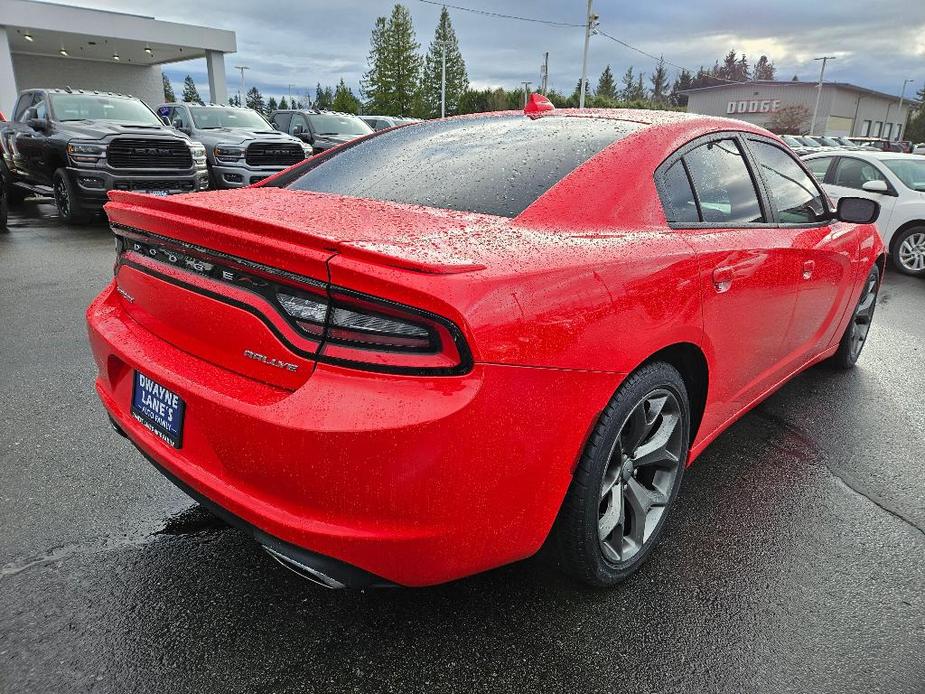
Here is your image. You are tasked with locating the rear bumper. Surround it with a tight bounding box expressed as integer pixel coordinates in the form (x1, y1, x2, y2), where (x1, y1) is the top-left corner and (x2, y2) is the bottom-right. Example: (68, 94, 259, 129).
(86, 281, 622, 586)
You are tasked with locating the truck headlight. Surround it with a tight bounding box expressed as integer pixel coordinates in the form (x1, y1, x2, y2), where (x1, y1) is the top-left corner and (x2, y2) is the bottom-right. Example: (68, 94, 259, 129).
(299, 142, 313, 156)
(67, 141, 105, 164)
(213, 144, 244, 162)
(189, 143, 207, 168)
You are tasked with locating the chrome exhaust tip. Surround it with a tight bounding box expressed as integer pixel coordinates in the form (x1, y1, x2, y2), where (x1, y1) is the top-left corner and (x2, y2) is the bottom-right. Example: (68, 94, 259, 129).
(262, 545, 347, 589)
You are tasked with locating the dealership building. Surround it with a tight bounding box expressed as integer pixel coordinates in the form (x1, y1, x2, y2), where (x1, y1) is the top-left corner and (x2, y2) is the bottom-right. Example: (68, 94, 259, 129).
(0, 0, 236, 115)
(683, 80, 918, 139)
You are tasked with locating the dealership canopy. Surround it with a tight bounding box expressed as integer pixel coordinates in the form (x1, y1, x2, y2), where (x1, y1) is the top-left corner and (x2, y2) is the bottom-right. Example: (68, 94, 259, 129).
(0, 0, 237, 113)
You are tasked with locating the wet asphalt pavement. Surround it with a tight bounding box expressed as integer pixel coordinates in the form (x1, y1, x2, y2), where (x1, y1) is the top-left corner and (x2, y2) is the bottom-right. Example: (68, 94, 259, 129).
(1, 201, 923, 694)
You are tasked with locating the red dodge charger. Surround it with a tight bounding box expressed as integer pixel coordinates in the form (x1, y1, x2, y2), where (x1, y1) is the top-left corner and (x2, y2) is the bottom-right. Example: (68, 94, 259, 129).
(86, 106, 884, 588)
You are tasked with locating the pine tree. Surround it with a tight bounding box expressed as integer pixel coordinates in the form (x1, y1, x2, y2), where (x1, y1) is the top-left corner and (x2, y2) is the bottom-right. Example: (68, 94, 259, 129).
(753, 55, 775, 80)
(315, 85, 334, 110)
(245, 86, 265, 113)
(650, 57, 669, 103)
(735, 54, 750, 81)
(227, 95, 241, 106)
(670, 69, 693, 106)
(362, 5, 422, 116)
(181, 75, 202, 104)
(420, 8, 469, 118)
(596, 65, 617, 100)
(620, 66, 636, 100)
(162, 74, 176, 102)
(278, 96, 289, 110)
(719, 50, 737, 81)
(266, 96, 278, 116)
(332, 79, 361, 114)
(904, 85, 925, 143)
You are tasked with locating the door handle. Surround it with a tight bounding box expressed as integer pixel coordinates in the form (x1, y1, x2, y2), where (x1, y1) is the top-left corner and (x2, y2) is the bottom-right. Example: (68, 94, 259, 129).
(712, 266, 733, 293)
(802, 260, 816, 280)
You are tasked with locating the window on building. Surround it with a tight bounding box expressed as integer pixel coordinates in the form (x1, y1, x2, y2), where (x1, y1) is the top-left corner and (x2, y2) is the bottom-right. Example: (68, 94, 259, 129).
(861, 120, 872, 136)
(895, 125, 903, 140)
(883, 123, 893, 139)
(873, 122, 883, 137)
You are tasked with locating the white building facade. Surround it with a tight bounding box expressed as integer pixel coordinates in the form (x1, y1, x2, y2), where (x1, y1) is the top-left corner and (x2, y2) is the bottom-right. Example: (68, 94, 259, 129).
(683, 80, 918, 139)
(0, 0, 236, 114)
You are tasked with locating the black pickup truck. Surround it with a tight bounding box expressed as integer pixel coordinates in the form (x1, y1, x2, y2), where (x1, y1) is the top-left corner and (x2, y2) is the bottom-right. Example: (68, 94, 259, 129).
(0, 88, 209, 225)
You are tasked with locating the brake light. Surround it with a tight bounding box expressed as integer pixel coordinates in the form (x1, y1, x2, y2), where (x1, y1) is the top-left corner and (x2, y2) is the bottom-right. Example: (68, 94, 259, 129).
(114, 226, 471, 375)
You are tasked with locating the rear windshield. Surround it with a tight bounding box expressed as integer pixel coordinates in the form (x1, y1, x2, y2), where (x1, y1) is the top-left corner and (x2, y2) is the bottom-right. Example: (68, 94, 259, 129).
(280, 115, 642, 217)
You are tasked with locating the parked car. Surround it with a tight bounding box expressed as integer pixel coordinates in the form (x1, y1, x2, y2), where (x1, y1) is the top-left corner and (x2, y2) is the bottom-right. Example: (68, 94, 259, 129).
(0, 88, 207, 224)
(157, 103, 308, 188)
(780, 134, 816, 156)
(268, 109, 373, 154)
(88, 108, 883, 589)
(912, 143, 925, 155)
(359, 115, 405, 131)
(805, 150, 925, 275)
(848, 137, 910, 153)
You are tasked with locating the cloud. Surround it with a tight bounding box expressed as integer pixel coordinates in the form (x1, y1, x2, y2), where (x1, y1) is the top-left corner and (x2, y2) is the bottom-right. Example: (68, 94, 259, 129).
(72, 0, 925, 102)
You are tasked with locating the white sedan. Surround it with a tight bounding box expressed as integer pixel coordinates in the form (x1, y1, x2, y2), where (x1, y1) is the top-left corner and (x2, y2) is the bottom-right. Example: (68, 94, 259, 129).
(804, 151, 925, 276)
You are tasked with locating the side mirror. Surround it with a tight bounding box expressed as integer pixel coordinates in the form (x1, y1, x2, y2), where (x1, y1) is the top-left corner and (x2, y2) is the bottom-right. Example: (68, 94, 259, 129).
(161, 115, 171, 126)
(28, 117, 47, 131)
(172, 119, 190, 134)
(861, 180, 889, 194)
(837, 197, 880, 225)
(299, 131, 314, 145)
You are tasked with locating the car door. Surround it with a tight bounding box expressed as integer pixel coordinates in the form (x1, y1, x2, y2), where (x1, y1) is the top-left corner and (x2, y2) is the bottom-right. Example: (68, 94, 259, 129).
(745, 138, 857, 364)
(656, 134, 802, 430)
(823, 156, 899, 237)
(15, 94, 52, 184)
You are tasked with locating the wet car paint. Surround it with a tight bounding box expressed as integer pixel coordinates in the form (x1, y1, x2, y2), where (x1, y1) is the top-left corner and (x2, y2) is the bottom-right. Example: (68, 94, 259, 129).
(1, 207, 923, 692)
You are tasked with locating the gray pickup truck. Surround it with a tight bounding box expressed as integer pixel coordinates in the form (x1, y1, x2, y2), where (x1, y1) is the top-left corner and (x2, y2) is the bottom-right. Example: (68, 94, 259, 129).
(157, 103, 308, 188)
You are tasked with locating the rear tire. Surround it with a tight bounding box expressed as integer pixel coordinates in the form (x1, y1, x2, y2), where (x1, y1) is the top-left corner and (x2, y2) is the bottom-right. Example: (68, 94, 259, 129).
(553, 361, 690, 587)
(829, 264, 880, 370)
(52, 168, 93, 225)
(890, 226, 925, 276)
(0, 180, 8, 229)
(1, 160, 28, 205)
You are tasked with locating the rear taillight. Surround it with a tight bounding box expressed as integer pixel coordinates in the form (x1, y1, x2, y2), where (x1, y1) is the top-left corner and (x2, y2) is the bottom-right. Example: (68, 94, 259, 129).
(114, 225, 470, 375)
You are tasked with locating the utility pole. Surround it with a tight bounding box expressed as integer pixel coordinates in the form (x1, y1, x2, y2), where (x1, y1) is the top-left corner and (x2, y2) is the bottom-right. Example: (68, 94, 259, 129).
(521, 81, 533, 108)
(540, 52, 549, 95)
(234, 65, 249, 106)
(810, 56, 835, 135)
(579, 0, 598, 109)
(896, 78, 914, 140)
(288, 83, 294, 104)
(441, 42, 447, 118)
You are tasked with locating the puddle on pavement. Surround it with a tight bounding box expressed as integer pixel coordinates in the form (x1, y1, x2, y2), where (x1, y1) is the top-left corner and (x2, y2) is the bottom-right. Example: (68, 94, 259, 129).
(155, 504, 230, 536)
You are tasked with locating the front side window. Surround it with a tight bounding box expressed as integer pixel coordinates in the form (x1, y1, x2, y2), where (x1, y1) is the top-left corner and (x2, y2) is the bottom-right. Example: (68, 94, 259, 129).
(33, 99, 47, 120)
(682, 139, 764, 224)
(748, 140, 827, 223)
(832, 158, 888, 190)
(280, 115, 641, 218)
(882, 159, 925, 192)
(806, 156, 834, 179)
(289, 115, 308, 137)
(14, 93, 36, 121)
(656, 160, 699, 223)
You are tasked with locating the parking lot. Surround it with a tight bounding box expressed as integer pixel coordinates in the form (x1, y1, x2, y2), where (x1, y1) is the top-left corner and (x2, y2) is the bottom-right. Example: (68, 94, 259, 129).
(1, 200, 923, 693)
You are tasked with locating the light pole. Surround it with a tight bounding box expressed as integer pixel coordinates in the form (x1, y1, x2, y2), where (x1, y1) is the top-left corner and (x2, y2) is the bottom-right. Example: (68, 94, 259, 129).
(896, 78, 914, 140)
(234, 65, 249, 105)
(288, 83, 294, 105)
(521, 81, 533, 108)
(810, 56, 836, 135)
(579, 0, 598, 109)
(540, 52, 549, 95)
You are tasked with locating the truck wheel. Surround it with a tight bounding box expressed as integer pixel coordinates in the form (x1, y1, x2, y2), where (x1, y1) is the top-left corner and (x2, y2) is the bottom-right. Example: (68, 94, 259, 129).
(52, 168, 93, 225)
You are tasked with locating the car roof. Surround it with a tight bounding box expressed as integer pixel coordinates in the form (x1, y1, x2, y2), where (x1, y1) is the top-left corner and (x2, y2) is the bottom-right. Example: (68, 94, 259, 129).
(805, 150, 919, 161)
(28, 87, 137, 99)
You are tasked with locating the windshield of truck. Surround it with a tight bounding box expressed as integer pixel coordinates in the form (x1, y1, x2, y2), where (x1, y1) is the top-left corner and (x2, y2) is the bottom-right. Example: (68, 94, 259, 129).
(306, 113, 373, 136)
(189, 107, 271, 130)
(49, 94, 162, 125)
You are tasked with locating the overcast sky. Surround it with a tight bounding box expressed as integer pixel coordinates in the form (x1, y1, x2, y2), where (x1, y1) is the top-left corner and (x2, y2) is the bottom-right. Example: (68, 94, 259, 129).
(74, 0, 925, 103)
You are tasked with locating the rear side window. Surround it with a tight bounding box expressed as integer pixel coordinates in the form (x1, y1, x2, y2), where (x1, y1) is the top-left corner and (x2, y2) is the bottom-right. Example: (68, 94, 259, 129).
(806, 156, 834, 180)
(748, 141, 827, 223)
(657, 161, 700, 223)
(832, 158, 888, 190)
(683, 139, 764, 224)
(281, 115, 642, 217)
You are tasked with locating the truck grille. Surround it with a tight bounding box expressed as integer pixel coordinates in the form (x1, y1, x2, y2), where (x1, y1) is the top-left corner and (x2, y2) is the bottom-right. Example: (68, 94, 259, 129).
(107, 138, 193, 169)
(245, 142, 305, 167)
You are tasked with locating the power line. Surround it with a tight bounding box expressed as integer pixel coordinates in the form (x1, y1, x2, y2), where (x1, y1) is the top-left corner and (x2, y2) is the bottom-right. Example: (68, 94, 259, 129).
(414, 0, 583, 28)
